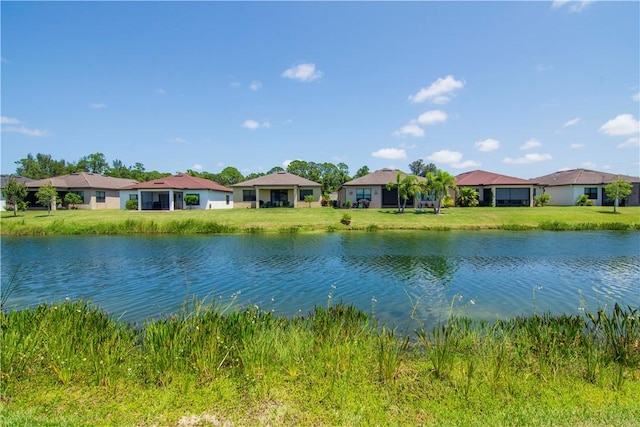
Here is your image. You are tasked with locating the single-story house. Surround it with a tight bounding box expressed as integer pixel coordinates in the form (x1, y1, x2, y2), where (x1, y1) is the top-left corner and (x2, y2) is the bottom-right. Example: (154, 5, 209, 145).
(120, 174, 233, 210)
(455, 170, 535, 207)
(532, 169, 640, 206)
(0, 175, 33, 211)
(338, 168, 428, 209)
(25, 172, 138, 210)
(231, 171, 322, 208)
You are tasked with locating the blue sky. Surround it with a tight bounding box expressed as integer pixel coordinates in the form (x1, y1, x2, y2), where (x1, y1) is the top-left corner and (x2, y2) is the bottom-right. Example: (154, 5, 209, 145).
(1, 1, 639, 179)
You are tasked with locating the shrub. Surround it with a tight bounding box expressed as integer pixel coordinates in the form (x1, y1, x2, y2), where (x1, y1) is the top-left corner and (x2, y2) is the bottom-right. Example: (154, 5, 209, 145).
(534, 194, 551, 207)
(576, 194, 594, 206)
(344, 200, 353, 209)
(125, 199, 138, 210)
(341, 213, 352, 225)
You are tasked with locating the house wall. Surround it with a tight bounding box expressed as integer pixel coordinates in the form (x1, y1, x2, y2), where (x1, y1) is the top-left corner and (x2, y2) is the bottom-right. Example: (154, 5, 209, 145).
(233, 186, 322, 208)
(120, 190, 138, 209)
(86, 189, 121, 209)
(540, 183, 640, 207)
(341, 186, 384, 208)
(205, 190, 233, 209)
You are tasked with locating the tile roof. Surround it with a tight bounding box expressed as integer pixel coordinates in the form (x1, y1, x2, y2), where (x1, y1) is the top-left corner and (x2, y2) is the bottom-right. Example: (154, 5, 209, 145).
(455, 170, 532, 186)
(343, 168, 423, 186)
(1, 175, 33, 188)
(123, 174, 232, 192)
(25, 172, 138, 190)
(532, 169, 640, 186)
(231, 171, 321, 187)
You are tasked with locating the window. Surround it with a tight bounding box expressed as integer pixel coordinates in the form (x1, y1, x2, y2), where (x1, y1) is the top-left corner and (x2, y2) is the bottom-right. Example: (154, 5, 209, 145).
(584, 187, 598, 200)
(96, 191, 106, 203)
(226, 194, 230, 205)
(299, 189, 314, 201)
(72, 191, 85, 203)
(243, 189, 256, 202)
(356, 188, 372, 201)
(129, 194, 138, 200)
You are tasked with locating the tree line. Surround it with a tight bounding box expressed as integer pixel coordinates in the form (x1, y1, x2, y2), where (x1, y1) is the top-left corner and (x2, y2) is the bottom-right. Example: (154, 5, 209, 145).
(10, 152, 438, 195)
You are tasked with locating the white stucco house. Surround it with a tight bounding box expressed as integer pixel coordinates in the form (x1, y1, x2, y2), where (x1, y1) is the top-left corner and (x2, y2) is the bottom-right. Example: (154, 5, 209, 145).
(120, 174, 233, 210)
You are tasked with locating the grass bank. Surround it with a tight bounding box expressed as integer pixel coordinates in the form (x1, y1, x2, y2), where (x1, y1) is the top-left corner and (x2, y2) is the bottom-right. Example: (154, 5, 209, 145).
(1, 206, 639, 235)
(1, 299, 639, 426)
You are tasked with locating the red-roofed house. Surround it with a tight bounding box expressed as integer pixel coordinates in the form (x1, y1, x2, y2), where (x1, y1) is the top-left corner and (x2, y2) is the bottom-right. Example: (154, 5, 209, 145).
(120, 174, 233, 210)
(455, 170, 534, 207)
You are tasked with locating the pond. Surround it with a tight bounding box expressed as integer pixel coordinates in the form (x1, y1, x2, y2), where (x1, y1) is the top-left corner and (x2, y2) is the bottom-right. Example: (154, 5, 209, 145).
(1, 231, 638, 328)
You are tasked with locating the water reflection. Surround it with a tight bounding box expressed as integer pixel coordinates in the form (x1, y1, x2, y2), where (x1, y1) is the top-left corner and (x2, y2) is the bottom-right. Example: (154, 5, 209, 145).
(1, 231, 638, 328)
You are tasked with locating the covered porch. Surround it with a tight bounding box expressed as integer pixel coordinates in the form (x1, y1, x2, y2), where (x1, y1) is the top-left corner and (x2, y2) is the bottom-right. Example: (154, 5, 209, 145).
(138, 190, 184, 211)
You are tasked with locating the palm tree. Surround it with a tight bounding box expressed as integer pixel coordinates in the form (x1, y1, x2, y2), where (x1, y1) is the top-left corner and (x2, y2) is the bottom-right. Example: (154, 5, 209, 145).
(425, 169, 457, 214)
(386, 171, 421, 213)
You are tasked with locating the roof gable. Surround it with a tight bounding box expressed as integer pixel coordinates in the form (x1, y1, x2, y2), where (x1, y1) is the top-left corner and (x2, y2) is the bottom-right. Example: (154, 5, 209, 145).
(343, 168, 422, 186)
(231, 171, 321, 187)
(456, 170, 532, 186)
(124, 174, 232, 192)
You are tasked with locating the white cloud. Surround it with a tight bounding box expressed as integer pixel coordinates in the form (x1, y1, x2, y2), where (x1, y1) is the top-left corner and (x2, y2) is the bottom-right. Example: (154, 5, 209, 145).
(552, 0, 594, 12)
(1, 116, 20, 124)
(563, 118, 581, 128)
(475, 138, 500, 152)
(599, 114, 640, 136)
(417, 110, 448, 125)
(581, 161, 597, 169)
(282, 63, 323, 82)
(192, 163, 203, 171)
(618, 136, 640, 148)
(283, 159, 299, 168)
(156, 88, 166, 95)
(249, 81, 262, 91)
(570, 143, 585, 149)
(89, 103, 107, 109)
(503, 153, 552, 164)
(520, 139, 542, 150)
(393, 123, 424, 138)
(2, 126, 49, 137)
(372, 148, 407, 160)
(633, 92, 640, 102)
(242, 119, 270, 130)
(536, 64, 554, 72)
(427, 150, 480, 169)
(408, 75, 464, 104)
(169, 137, 187, 144)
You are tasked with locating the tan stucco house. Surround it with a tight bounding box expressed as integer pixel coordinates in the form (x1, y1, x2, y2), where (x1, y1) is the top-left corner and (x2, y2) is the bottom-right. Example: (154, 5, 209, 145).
(231, 171, 322, 208)
(25, 172, 138, 210)
(338, 168, 427, 209)
(455, 170, 535, 207)
(532, 169, 640, 206)
(120, 174, 233, 210)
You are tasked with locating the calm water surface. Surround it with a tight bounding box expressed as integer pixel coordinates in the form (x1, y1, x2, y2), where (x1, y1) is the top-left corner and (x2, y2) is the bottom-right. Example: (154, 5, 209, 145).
(2, 231, 638, 327)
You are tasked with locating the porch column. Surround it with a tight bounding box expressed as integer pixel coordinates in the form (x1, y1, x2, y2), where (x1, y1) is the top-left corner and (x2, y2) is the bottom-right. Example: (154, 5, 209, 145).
(255, 186, 260, 209)
(137, 189, 142, 211)
(169, 189, 174, 211)
(293, 186, 299, 208)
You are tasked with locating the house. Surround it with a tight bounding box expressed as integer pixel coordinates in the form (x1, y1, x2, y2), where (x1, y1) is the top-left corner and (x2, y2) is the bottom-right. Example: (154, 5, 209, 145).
(231, 171, 322, 208)
(532, 169, 640, 206)
(0, 175, 33, 211)
(25, 172, 138, 210)
(120, 174, 233, 210)
(455, 170, 534, 207)
(339, 168, 427, 209)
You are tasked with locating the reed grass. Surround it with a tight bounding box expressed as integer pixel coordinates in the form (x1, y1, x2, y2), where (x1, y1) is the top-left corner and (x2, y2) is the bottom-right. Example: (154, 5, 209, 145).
(1, 297, 639, 425)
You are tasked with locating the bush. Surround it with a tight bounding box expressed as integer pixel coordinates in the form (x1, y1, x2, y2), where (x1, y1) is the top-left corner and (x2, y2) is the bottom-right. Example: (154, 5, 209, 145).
(576, 194, 594, 206)
(344, 200, 353, 209)
(125, 199, 138, 210)
(535, 194, 551, 207)
(340, 213, 352, 225)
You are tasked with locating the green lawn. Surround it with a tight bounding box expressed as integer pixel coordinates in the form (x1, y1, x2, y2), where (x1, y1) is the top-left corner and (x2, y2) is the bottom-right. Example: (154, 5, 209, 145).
(1, 206, 639, 235)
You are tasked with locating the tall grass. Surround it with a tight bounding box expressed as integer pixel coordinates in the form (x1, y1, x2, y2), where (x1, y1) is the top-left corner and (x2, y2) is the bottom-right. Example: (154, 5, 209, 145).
(1, 298, 639, 425)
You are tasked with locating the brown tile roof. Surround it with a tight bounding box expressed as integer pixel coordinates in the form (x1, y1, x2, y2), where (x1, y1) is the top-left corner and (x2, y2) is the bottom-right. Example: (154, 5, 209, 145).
(456, 170, 532, 186)
(1, 175, 33, 188)
(532, 169, 640, 186)
(343, 168, 424, 186)
(123, 174, 232, 192)
(26, 172, 138, 190)
(231, 171, 321, 187)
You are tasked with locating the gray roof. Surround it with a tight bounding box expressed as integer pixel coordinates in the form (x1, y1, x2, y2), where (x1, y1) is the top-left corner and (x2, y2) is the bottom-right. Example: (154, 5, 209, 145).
(25, 172, 138, 190)
(232, 171, 321, 187)
(343, 168, 424, 186)
(533, 169, 640, 186)
(1, 175, 33, 188)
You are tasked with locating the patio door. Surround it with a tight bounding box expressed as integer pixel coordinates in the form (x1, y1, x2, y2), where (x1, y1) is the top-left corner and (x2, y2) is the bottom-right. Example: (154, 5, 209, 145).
(270, 189, 288, 207)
